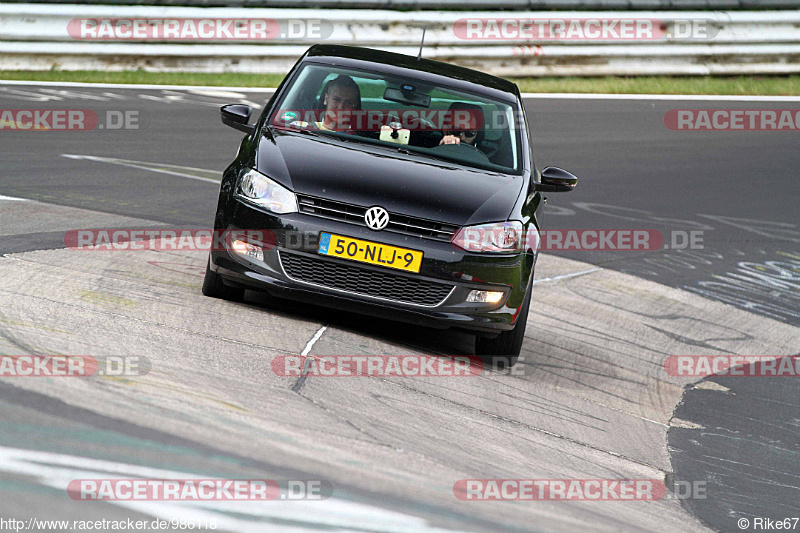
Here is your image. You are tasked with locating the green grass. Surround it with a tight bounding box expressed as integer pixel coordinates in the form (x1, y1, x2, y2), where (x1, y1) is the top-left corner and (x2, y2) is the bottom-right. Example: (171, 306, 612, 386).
(1, 70, 799, 95)
(509, 75, 800, 95)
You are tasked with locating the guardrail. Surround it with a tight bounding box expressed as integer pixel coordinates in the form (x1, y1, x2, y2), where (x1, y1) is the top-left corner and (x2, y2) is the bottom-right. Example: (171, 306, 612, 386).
(2, 0, 800, 10)
(1, 5, 799, 75)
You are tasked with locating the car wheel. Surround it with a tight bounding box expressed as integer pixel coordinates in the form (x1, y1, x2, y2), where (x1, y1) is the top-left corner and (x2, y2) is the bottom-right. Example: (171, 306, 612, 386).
(475, 281, 532, 369)
(202, 256, 245, 301)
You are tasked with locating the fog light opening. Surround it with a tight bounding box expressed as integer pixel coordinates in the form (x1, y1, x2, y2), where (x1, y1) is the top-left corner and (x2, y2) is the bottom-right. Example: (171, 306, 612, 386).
(231, 239, 264, 261)
(466, 290, 504, 304)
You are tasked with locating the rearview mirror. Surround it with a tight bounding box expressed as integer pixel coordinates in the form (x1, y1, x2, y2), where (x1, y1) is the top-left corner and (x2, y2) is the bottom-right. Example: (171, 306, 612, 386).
(221, 104, 255, 134)
(537, 166, 578, 192)
(383, 87, 430, 108)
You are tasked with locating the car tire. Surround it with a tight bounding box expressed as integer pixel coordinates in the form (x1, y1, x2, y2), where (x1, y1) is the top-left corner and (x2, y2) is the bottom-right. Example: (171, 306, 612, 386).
(475, 280, 532, 369)
(202, 257, 245, 301)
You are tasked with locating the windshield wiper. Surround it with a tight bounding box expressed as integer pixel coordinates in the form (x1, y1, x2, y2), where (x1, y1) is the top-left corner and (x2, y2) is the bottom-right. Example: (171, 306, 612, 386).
(291, 127, 358, 143)
(266, 123, 323, 137)
(293, 127, 321, 137)
(396, 147, 453, 165)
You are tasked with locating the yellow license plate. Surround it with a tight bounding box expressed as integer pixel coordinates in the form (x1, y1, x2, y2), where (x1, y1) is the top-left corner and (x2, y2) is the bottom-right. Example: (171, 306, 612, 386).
(318, 233, 423, 273)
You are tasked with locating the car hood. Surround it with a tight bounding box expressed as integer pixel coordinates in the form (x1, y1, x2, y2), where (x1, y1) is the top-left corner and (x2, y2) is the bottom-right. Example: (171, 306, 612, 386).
(256, 129, 523, 226)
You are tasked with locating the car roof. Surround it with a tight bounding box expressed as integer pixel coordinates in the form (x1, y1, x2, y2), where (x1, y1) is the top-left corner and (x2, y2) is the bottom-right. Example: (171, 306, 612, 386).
(302, 44, 520, 104)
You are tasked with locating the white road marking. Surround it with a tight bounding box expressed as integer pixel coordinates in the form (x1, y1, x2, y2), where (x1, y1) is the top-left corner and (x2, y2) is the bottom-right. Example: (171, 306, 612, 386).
(692, 381, 731, 392)
(61, 154, 220, 184)
(0, 445, 462, 533)
(301, 326, 328, 356)
(533, 267, 603, 284)
(669, 418, 705, 429)
(0, 195, 31, 202)
(188, 89, 249, 98)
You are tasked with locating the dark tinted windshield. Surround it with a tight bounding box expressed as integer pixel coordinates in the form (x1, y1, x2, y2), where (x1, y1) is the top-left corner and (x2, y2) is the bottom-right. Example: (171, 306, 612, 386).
(268, 64, 522, 173)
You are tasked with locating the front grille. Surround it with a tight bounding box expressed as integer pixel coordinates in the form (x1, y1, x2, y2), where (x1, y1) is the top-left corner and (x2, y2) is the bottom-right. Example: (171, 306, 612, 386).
(279, 252, 454, 307)
(296, 194, 458, 242)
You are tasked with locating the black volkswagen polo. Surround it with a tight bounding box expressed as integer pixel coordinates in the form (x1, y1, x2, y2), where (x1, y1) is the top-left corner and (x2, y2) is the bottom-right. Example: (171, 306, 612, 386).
(203, 44, 578, 366)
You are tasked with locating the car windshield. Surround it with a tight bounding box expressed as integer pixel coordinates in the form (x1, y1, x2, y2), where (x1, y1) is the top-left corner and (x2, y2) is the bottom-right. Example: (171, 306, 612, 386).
(267, 63, 522, 173)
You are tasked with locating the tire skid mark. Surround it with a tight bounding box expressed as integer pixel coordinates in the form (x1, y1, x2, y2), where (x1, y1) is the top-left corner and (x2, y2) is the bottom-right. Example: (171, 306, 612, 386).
(374, 379, 665, 473)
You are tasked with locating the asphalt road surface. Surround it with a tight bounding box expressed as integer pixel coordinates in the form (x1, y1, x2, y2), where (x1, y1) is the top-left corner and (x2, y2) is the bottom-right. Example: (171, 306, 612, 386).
(0, 82, 798, 532)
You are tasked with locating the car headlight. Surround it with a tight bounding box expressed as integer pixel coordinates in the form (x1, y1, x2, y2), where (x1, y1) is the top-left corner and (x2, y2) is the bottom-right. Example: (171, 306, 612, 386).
(451, 221, 523, 253)
(237, 169, 298, 214)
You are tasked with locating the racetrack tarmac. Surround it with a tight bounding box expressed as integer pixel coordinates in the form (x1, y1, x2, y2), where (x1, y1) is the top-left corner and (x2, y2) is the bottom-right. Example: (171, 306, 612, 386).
(0, 83, 798, 532)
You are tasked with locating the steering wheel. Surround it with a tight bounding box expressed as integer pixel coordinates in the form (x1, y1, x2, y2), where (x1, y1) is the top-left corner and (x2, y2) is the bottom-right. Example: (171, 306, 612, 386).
(435, 140, 479, 152)
(431, 141, 491, 164)
(418, 116, 437, 131)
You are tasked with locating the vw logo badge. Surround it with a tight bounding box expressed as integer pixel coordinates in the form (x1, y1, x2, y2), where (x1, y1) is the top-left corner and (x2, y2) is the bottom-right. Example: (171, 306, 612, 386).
(364, 206, 390, 230)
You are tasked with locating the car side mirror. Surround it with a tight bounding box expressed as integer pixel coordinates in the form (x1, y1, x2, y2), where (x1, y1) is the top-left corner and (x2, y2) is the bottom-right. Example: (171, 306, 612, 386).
(537, 166, 578, 192)
(221, 104, 255, 134)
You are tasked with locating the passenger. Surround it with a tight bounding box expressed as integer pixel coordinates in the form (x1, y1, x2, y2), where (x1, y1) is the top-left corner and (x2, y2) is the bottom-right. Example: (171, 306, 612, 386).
(439, 102, 485, 149)
(315, 75, 362, 132)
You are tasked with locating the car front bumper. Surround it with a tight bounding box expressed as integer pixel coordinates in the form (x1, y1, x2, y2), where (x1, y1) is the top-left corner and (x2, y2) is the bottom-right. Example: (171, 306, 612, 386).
(210, 199, 534, 335)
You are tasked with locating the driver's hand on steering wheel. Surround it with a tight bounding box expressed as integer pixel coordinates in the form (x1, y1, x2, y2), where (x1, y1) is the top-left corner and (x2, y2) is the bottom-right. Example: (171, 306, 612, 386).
(439, 135, 461, 145)
(439, 129, 478, 146)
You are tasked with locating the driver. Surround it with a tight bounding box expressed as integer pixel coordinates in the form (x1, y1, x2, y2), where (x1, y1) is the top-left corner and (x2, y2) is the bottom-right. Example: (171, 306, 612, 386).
(315, 75, 361, 132)
(439, 102, 485, 148)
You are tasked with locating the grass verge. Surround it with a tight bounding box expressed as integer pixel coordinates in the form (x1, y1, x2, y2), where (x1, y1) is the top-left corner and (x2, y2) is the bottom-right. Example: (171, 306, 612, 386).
(509, 75, 800, 95)
(1, 70, 799, 95)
